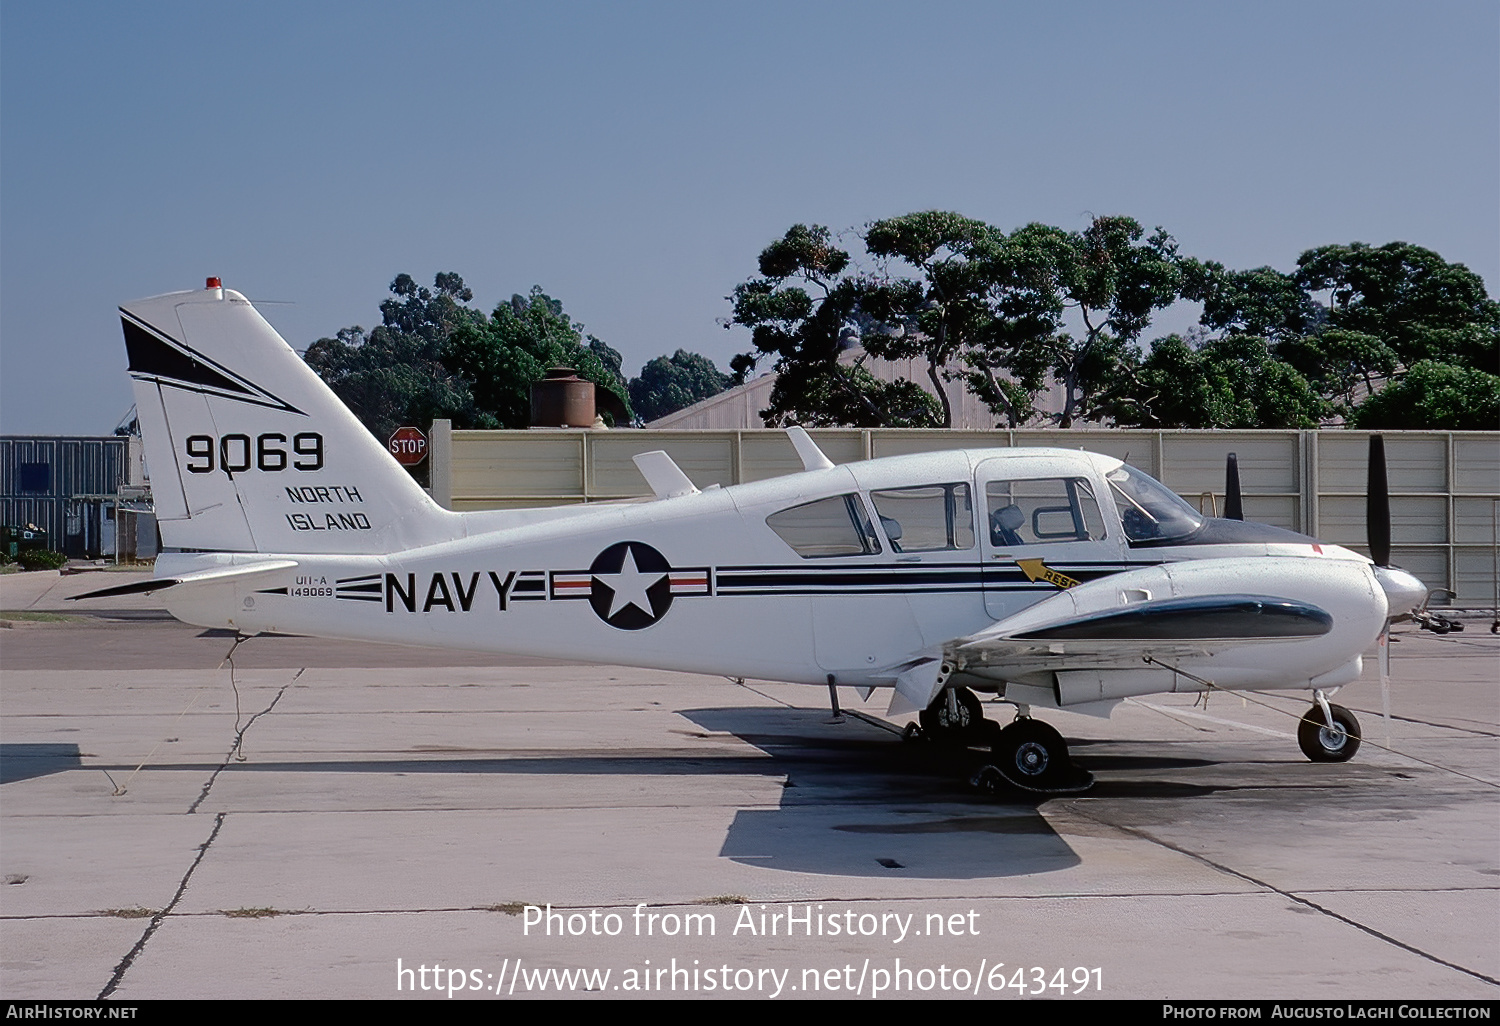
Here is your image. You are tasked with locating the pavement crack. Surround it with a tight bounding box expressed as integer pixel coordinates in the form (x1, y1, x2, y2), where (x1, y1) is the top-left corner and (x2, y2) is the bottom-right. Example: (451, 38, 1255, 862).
(1068, 806, 1500, 989)
(187, 669, 303, 814)
(98, 812, 226, 999)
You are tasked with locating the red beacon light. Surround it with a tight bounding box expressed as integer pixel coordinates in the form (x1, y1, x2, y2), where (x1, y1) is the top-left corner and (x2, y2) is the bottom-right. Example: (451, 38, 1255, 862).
(206, 277, 222, 289)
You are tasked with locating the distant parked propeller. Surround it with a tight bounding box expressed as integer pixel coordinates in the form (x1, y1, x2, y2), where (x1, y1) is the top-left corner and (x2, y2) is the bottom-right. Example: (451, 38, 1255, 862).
(1224, 452, 1243, 521)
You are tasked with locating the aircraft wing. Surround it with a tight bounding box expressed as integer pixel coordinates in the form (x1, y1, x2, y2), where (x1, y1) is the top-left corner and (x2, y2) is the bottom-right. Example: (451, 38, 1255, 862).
(932, 556, 1388, 708)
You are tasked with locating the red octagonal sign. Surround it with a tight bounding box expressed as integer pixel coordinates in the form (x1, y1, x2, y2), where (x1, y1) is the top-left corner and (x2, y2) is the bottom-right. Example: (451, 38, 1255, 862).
(388, 426, 428, 466)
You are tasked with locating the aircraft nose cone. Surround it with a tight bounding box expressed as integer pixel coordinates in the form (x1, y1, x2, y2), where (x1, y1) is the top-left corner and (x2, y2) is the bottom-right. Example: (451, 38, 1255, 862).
(1373, 565, 1428, 617)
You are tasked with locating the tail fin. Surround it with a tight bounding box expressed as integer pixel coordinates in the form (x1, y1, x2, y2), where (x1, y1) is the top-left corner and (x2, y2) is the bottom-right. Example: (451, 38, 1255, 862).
(123, 282, 459, 554)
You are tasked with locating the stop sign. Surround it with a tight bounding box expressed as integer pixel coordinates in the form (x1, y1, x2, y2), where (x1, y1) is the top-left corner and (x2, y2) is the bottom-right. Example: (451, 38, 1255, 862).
(388, 426, 428, 466)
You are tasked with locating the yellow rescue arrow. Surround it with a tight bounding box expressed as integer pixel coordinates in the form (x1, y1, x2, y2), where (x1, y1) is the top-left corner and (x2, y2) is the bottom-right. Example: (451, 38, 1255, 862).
(1016, 558, 1080, 590)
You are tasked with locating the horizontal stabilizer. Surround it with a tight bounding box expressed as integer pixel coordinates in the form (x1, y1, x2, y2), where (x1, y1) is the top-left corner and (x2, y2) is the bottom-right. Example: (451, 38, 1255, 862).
(69, 560, 298, 601)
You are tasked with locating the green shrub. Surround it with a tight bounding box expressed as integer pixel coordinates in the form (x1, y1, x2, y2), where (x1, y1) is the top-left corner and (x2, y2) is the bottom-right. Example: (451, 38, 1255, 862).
(17, 549, 67, 571)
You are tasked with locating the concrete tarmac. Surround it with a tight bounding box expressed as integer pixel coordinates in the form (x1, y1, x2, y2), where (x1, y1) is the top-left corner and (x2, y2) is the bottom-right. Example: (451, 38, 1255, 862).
(2, 570, 1497, 1000)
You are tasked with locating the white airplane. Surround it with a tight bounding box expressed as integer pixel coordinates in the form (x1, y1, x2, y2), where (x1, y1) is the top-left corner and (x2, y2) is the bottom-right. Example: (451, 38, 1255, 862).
(76, 280, 1437, 792)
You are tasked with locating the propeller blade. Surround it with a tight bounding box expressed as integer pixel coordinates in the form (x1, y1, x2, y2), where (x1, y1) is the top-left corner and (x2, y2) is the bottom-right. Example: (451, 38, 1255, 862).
(1224, 452, 1243, 521)
(1367, 434, 1391, 567)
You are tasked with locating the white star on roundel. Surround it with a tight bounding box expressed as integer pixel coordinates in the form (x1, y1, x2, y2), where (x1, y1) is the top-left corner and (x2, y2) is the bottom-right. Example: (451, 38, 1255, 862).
(593, 546, 668, 619)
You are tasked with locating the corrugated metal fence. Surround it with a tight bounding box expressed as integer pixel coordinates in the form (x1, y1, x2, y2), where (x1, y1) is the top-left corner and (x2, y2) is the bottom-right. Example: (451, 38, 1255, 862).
(430, 425, 1500, 605)
(0, 436, 130, 557)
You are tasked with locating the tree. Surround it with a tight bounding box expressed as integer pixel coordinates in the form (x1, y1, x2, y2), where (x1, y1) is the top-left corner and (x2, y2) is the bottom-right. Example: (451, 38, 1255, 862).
(444, 286, 633, 428)
(1296, 242, 1500, 374)
(303, 272, 484, 441)
(307, 275, 632, 436)
(1178, 242, 1499, 426)
(729, 214, 1187, 429)
(1347, 360, 1500, 430)
(857, 211, 1012, 427)
(981, 217, 1183, 428)
(1105, 333, 1325, 429)
(728, 224, 943, 427)
(628, 350, 732, 423)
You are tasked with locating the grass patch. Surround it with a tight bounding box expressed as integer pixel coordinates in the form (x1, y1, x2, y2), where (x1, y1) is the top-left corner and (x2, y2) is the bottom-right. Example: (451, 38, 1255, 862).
(481, 902, 530, 915)
(99, 907, 157, 918)
(700, 895, 748, 905)
(0, 610, 83, 623)
(221, 907, 285, 918)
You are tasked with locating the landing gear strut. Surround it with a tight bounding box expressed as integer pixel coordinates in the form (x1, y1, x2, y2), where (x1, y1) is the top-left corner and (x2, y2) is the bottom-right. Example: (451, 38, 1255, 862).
(1298, 701, 1361, 762)
(919, 686, 987, 743)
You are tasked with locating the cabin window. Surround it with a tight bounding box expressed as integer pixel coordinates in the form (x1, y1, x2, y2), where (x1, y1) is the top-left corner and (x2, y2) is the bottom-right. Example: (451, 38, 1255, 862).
(870, 483, 975, 552)
(766, 493, 882, 558)
(985, 477, 1105, 547)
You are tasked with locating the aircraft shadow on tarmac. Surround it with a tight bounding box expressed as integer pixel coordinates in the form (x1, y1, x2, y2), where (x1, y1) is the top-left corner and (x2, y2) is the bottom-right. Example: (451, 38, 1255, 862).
(0, 743, 82, 784)
(678, 706, 1244, 879)
(21, 703, 1320, 881)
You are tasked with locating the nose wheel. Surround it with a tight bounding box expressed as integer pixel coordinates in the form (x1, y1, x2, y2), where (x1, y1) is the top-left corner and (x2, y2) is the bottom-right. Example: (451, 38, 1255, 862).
(1298, 703, 1361, 762)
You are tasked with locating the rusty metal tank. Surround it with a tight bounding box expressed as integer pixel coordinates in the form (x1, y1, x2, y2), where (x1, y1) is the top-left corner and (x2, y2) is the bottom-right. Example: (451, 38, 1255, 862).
(530, 367, 596, 427)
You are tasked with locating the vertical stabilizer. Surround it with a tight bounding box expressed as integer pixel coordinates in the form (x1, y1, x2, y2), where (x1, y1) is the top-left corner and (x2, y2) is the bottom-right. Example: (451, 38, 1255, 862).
(123, 283, 460, 555)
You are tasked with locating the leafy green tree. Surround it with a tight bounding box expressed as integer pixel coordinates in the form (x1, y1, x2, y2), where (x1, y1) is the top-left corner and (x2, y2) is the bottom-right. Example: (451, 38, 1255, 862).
(628, 350, 732, 423)
(303, 272, 484, 441)
(307, 275, 632, 436)
(857, 211, 1013, 427)
(981, 217, 1183, 427)
(1179, 242, 1498, 426)
(1296, 242, 1500, 374)
(729, 214, 1185, 429)
(1106, 333, 1325, 429)
(728, 224, 943, 427)
(444, 287, 633, 428)
(1348, 360, 1500, 430)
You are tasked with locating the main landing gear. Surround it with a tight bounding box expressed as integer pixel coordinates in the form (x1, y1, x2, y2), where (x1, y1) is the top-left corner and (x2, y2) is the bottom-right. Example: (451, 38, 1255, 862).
(918, 687, 1093, 794)
(918, 685, 986, 743)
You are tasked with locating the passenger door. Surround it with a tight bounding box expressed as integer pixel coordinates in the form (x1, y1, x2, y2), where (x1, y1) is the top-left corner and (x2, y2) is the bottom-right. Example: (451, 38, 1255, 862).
(975, 458, 1125, 621)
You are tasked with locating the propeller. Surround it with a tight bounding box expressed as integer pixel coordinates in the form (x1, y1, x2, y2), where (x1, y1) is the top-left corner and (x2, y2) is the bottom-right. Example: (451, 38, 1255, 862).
(1224, 452, 1243, 521)
(1367, 433, 1459, 635)
(1367, 435, 1390, 567)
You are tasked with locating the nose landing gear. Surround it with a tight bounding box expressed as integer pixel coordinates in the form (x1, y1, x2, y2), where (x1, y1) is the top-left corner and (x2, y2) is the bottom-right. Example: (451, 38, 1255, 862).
(1298, 701, 1361, 762)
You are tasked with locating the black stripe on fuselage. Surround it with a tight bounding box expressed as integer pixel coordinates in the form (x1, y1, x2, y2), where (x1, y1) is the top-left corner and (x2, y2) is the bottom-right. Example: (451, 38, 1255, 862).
(714, 561, 1143, 595)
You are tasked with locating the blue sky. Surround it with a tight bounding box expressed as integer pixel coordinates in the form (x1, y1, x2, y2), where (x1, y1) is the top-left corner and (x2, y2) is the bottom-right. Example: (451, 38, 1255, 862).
(2, 1, 1496, 433)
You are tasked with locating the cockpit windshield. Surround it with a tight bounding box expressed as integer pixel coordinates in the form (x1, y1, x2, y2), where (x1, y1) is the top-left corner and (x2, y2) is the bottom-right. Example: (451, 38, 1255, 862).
(1106, 464, 1204, 544)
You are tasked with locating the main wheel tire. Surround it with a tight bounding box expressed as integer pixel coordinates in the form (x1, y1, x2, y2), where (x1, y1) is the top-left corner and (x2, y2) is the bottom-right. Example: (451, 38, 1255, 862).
(919, 686, 985, 743)
(1298, 703, 1361, 763)
(993, 718, 1068, 787)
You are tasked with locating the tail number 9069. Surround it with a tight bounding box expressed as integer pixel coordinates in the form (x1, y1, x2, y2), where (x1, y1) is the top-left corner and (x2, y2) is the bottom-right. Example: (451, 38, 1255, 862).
(185, 432, 324, 475)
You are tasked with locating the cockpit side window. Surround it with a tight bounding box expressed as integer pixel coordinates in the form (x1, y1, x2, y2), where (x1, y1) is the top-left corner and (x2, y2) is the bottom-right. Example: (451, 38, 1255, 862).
(766, 493, 882, 558)
(870, 483, 975, 552)
(984, 477, 1105, 547)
